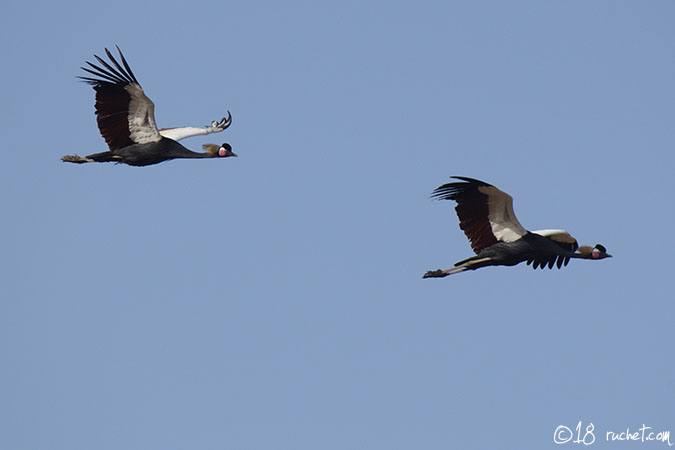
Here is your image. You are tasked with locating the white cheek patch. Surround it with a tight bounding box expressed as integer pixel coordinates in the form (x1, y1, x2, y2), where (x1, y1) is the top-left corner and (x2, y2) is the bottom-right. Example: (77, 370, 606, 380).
(218, 148, 227, 156)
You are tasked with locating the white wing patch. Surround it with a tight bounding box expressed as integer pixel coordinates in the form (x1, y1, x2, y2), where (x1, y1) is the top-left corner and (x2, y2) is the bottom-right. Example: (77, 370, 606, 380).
(532, 229, 577, 244)
(125, 84, 162, 144)
(159, 127, 208, 141)
(479, 185, 528, 242)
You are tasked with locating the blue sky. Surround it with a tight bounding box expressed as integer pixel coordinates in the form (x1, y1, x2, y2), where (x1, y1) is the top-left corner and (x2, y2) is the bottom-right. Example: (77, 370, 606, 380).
(2, 1, 674, 449)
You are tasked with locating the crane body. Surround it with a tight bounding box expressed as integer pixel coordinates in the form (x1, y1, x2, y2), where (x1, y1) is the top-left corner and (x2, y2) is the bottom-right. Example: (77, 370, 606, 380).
(423, 177, 611, 278)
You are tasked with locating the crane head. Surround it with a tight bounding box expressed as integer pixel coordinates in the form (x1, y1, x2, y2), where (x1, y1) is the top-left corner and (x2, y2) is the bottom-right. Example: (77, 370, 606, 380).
(217, 143, 237, 157)
(591, 244, 611, 259)
(203, 143, 237, 158)
(579, 244, 612, 259)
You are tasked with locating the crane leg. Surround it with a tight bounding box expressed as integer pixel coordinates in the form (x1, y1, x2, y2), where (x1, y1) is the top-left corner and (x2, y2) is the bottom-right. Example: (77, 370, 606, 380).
(422, 257, 492, 278)
(423, 267, 466, 278)
(61, 154, 95, 163)
(61, 152, 123, 164)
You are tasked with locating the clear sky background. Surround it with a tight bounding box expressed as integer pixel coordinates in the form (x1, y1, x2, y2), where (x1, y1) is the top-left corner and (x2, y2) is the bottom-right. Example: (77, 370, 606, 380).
(2, 1, 674, 449)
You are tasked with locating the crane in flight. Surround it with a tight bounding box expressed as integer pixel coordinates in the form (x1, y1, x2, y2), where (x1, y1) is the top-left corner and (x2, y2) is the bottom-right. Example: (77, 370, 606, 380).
(62, 46, 236, 167)
(423, 177, 611, 278)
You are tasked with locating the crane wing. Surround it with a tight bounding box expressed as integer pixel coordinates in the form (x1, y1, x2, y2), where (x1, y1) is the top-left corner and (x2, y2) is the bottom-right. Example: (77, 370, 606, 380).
(526, 230, 579, 269)
(159, 112, 232, 141)
(531, 229, 579, 252)
(431, 176, 528, 254)
(78, 46, 162, 151)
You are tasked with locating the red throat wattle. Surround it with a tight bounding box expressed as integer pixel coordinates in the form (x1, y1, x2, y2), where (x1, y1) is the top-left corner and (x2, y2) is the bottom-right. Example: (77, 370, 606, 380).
(218, 148, 227, 157)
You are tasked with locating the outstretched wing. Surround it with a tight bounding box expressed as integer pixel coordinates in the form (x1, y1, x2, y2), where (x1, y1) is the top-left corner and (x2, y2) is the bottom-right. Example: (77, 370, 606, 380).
(159, 112, 232, 141)
(526, 229, 579, 269)
(78, 46, 162, 151)
(531, 229, 579, 252)
(430, 176, 528, 254)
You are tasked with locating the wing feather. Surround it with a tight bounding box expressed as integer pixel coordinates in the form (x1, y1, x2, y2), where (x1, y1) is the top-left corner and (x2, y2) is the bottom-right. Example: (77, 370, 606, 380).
(431, 177, 528, 253)
(525, 230, 578, 270)
(78, 47, 161, 150)
(112, 45, 139, 84)
(531, 229, 579, 252)
(92, 55, 129, 83)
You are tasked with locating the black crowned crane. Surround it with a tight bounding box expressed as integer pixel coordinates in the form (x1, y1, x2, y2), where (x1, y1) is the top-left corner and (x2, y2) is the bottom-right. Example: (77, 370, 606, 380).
(423, 177, 611, 278)
(61, 46, 236, 167)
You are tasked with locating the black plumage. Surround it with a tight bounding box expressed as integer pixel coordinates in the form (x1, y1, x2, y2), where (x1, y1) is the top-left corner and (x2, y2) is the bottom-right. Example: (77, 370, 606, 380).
(423, 177, 611, 278)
